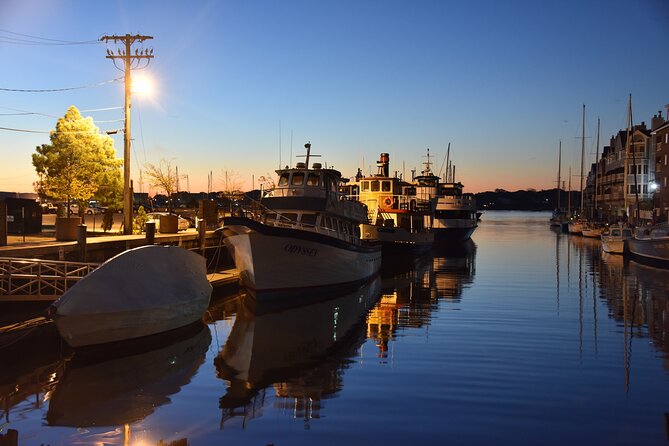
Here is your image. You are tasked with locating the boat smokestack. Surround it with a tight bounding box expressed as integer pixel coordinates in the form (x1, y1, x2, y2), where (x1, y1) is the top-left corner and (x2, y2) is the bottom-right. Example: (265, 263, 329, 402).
(377, 153, 390, 177)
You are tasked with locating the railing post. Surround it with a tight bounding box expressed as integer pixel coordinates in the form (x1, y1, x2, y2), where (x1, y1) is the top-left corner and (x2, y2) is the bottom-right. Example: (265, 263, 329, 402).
(146, 221, 156, 245)
(199, 218, 206, 256)
(77, 224, 87, 262)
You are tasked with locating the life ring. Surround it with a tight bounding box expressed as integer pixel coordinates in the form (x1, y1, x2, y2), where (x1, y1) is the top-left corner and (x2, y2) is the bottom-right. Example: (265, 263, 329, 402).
(384, 197, 393, 207)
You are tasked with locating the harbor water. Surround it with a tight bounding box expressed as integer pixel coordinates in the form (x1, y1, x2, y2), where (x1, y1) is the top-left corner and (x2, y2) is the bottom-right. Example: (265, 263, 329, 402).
(2, 211, 669, 445)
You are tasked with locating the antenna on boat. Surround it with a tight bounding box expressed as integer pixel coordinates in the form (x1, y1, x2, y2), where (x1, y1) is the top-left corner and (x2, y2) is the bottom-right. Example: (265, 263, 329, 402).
(438, 143, 451, 179)
(296, 141, 321, 169)
(423, 148, 433, 175)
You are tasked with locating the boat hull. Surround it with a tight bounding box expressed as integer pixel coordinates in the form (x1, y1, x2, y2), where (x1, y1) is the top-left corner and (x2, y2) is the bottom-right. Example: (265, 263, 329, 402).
(224, 219, 382, 291)
(52, 245, 212, 348)
(601, 238, 626, 254)
(361, 224, 433, 256)
(628, 236, 669, 264)
(431, 226, 477, 243)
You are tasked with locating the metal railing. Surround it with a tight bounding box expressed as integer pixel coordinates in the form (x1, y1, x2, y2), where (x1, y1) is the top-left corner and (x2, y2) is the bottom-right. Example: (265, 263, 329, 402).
(0, 257, 99, 298)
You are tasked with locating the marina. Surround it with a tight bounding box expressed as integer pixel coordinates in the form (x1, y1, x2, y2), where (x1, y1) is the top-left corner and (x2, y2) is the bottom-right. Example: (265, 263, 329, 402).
(2, 211, 668, 445)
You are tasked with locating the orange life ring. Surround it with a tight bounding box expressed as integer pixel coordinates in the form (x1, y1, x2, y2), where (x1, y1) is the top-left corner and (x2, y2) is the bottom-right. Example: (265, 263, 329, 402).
(384, 197, 393, 207)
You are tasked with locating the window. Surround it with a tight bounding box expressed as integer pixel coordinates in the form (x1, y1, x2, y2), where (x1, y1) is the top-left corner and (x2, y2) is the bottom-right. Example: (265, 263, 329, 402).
(643, 185, 648, 194)
(665, 154, 668, 166)
(307, 173, 319, 186)
(291, 173, 304, 186)
(643, 165, 648, 174)
(301, 213, 317, 226)
(371, 180, 380, 192)
(278, 173, 289, 186)
(361, 181, 369, 191)
(381, 181, 391, 192)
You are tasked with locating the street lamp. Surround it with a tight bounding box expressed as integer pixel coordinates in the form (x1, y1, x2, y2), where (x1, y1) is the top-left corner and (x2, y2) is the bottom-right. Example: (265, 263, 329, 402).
(650, 181, 659, 222)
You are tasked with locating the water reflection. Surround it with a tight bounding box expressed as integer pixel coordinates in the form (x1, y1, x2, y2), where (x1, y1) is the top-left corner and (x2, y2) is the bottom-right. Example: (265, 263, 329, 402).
(368, 242, 476, 359)
(46, 322, 211, 427)
(215, 277, 382, 428)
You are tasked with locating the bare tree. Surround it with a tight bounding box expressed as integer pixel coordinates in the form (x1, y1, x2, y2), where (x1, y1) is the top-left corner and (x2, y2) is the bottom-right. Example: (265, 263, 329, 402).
(145, 159, 178, 212)
(219, 168, 244, 214)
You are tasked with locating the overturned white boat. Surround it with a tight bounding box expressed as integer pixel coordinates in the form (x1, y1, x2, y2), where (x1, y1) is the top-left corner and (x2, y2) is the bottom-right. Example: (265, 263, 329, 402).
(51, 245, 213, 348)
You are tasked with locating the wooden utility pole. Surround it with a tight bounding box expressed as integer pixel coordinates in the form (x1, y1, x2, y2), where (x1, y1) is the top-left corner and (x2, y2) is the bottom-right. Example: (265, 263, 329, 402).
(100, 34, 154, 234)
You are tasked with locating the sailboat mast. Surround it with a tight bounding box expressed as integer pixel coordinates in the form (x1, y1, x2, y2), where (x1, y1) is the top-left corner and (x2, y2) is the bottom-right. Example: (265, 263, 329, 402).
(446, 143, 451, 182)
(594, 118, 600, 220)
(568, 166, 572, 216)
(624, 95, 631, 216)
(578, 104, 585, 217)
(557, 140, 562, 210)
(630, 95, 640, 224)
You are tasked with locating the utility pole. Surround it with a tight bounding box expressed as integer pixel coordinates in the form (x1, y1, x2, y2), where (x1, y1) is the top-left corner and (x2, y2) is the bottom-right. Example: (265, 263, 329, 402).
(100, 34, 154, 234)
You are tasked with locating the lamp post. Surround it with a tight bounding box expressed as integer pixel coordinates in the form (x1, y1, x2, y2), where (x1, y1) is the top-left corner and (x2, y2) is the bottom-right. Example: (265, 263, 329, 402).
(650, 181, 659, 223)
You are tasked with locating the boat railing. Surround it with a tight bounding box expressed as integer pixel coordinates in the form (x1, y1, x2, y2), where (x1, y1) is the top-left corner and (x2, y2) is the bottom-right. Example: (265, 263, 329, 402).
(353, 194, 431, 213)
(0, 257, 99, 299)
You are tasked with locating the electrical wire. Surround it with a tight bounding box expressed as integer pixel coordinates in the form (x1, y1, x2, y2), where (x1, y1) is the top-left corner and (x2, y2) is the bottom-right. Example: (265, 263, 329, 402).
(0, 29, 100, 45)
(0, 77, 122, 92)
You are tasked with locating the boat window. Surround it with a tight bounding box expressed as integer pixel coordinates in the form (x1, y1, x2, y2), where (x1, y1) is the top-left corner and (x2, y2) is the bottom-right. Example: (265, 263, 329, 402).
(361, 181, 369, 191)
(382, 181, 391, 192)
(291, 173, 305, 186)
(280, 213, 298, 223)
(307, 173, 320, 186)
(278, 173, 289, 186)
(371, 180, 380, 192)
(301, 213, 317, 226)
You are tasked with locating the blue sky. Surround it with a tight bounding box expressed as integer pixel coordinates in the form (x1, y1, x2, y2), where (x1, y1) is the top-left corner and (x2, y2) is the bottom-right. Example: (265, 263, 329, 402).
(1, 0, 668, 194)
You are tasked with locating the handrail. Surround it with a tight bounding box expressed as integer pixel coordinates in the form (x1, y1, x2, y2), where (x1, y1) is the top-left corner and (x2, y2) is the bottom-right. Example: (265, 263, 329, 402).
(0, 257, 99, 297)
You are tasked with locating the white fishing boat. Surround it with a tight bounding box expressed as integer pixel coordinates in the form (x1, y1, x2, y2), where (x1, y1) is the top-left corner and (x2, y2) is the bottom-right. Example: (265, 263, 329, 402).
(51, 245, 213, 348)
(352, 153, 433, 256)
(222, 143, 382, 292)
(414, 149, 478, 243)
(600, 225, 633, 254)
(628, 224, 669, 264)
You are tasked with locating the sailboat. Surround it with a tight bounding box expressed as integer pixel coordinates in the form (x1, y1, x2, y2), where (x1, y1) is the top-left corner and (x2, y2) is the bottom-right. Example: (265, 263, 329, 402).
(568, 104, 587, 235)
(550, 141, 568, 227)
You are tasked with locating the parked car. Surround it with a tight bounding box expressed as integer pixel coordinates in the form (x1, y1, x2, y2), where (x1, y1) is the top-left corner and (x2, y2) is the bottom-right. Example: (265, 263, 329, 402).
(146, 212, 191, 232)
(40, 202, 58, 214)
(85, 206, 107, 215)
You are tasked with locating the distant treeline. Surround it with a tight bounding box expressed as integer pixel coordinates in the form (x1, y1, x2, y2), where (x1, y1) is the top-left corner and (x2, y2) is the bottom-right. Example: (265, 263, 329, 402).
(475, 188, 581, 211)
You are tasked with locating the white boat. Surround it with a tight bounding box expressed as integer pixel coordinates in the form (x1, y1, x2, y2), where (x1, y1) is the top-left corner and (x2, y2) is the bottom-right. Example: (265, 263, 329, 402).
(581, 224, 604, 238)
(51, 245, 213, 348)
(413, 149, 478, 243)
(628, 225, 669, 264)
(222, 143, 382, 292)
(600, 225, 633, 254)
(352, 153, 434, 256)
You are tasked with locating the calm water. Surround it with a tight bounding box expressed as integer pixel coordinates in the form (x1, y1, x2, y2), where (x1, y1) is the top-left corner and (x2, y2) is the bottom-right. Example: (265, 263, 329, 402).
(2, 211, 669, 445)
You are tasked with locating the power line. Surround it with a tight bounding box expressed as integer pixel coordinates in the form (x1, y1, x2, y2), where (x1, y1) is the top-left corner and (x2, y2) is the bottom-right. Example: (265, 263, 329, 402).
(0, 126, 118, 134)
(0, 77, 122, 92)
(0, 29, 100, 45)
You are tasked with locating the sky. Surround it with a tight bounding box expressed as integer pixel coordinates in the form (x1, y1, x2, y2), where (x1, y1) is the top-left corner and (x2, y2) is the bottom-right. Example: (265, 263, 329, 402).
(1, 0, 668, 195)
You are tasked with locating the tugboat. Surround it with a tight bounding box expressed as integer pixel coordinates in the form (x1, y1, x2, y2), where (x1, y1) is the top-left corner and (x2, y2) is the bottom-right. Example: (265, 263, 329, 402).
(413, 149, 479, 243)
(222, 143, 382, 292)
(353, 153, 433, 256)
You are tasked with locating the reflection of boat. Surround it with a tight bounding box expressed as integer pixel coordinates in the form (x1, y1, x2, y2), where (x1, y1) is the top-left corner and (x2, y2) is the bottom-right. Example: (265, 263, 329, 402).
(601, 225, 632, 254)
(222, 143, 382, 291)
(431, 240, 476, 299)
(215, 277, 381, 424)
(355, 153, 433, 256)
(628, 225, 669, 265)
(46, 322, 211, 427)
(51, 245, 213, 347)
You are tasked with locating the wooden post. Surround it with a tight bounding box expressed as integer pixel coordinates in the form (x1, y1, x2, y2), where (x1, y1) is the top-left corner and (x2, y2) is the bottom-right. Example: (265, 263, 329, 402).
(146, 221, 156, 245)
(77, 224, 87, 261)
(199, 218, 206, 256)
(0, 201, 7, 246)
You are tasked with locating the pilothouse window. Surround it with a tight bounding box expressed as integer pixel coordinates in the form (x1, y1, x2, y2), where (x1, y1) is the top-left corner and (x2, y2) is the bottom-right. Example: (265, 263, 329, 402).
(307, 173, 320, 186)
(371, 180, 380, 192)
(278, 173, 289, 186)
(382, 181, 391, 192)
(291, 173, 304, 186)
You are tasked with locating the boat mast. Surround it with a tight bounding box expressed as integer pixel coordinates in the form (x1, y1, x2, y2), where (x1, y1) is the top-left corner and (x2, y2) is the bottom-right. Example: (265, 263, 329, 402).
(624, 95, 631, 217)
(630, 95, 640, 224)
(578, 104, 585, 218)
(568, 166, 572, 217)
(593, 118, 600, 220)
(557, 140, 562, 210)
